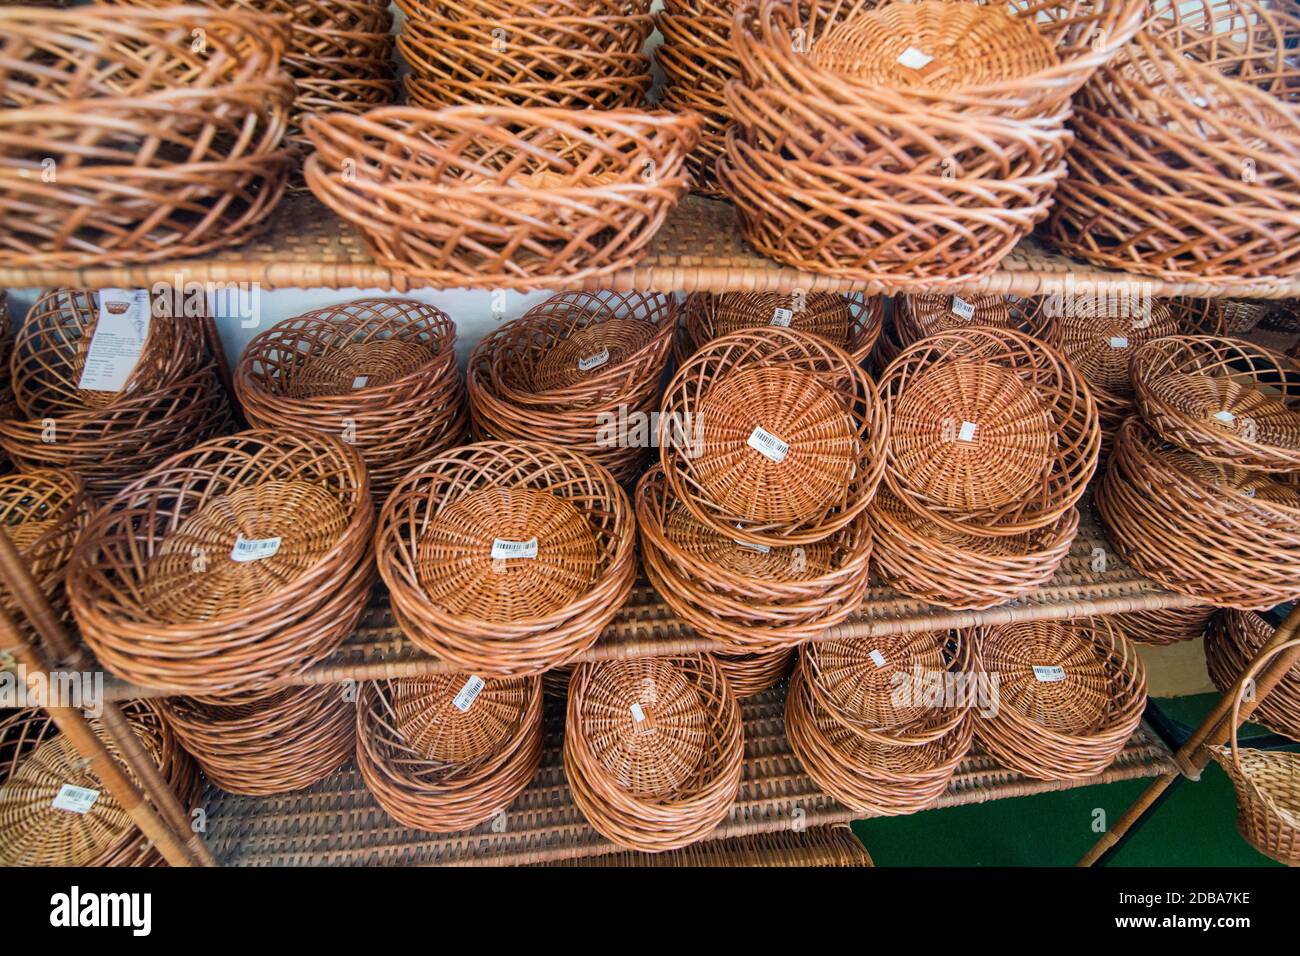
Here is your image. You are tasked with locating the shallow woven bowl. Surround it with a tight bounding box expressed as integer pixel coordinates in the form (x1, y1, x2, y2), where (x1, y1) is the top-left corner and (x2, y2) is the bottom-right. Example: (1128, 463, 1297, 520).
(1029, 298, 1180, 400)
(0, 467, 92, 626)
(67, 429, 376, 694)
(1111, 604, 1216, 648)
(357, 674, 544, 832)
(681, 292, 882, 366)
(377, 441, 637, 676)
(1206, 610, 1300, 742)
(564, 655, 743, 852)
(1131, 335, 1300, 473)
(879, 326, 1100, 537)
(972, 617, 1147, 781)
(304, 106, 699, 289)
(660, 327, 886, 547)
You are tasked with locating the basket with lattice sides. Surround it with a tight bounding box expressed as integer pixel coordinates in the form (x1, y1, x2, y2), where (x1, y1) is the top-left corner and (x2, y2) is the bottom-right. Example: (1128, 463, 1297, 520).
(679, 292, 883, 366)
(564, 655, 744, 852)
(236, 298, 467, 498)
(1206, 610, 1300, 743)
(0, 468, 93, 628)
(971, 617, 1147, 781)
(0, 702, 199, 867)
(659, 327, 886, 548)
(304, 106, 698, 289)
(377, 441, 636, 676)
(66, 430, 376, 695)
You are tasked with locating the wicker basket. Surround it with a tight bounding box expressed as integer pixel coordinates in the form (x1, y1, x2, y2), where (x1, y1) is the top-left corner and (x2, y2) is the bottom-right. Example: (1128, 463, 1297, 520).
(1112, 604, 1216, 648)
(1206, 610, 1300, 743)
(1034, 298, 1179, 400)
(357, 674, 544, 832)
(680, 292, 883, 366)
(879, 326, 1100, 537)
(1168, 298, 1273, 337)
(67, 430, 376, 694)
(0, 468, 92, 628)
(236, 298, 468, 498)
(377, 441, 636, 676)
(161, 685, 355, 795)
(0, 701, 198, 867)
(564, 655, 744, 852)
(304, 106, 698, 289)
(716, 647, 794, 699)
(660, 327, 886, 547)
(972, 617, 1147, 781)
(1131, 335, 1300, 473)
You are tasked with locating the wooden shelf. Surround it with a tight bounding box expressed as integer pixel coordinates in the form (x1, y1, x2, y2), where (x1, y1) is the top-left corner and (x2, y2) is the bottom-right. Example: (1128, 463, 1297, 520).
(6, 192, 1300, 299)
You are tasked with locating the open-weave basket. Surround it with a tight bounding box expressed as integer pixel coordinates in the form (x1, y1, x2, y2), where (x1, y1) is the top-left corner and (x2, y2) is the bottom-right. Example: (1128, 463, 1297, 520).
(716, 647, 794, 699)
(1168, 298, 1272, 337)
(680, 292, 882, 366)
(879, 326, 1100, 537)
(0, 467, 92, 629)
(161, 684, 355, 796)
(0, 6, 293, 267)
(377, 441, 636, 676)
(660, 327, 886, 547)
(236, 298, 468, 498)
(636, 465, 871, 653)
(304, 106, 699, 289)
(564, 655, 744, 852)
(1131, 335, 1300, 473)
(1112, 604, 1216, 648)
(972, 617, 1147, 781)
(1206, 610, 1300, 743)
(357, 674, 544, 832)
(0, 701, 198, 867)
(1210, 636, 1300, 866)
(67, 430, 376, 694)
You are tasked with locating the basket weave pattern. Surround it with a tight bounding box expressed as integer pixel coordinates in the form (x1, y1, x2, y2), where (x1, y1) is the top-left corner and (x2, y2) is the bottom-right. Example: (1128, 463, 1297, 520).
(1206, 611, 1300, 743)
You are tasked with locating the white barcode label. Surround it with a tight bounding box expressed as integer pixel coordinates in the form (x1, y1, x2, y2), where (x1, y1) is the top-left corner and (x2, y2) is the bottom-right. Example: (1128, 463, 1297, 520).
(950, 295, 976, 321)
(897, 46, 934, 70)
(452, 675, 485, 712)
(868, 649, 887, 668)
(735, 538, 771, 554)
(770, 307, 793, 327)
(230, 535, 281, 563)
(1214, 410, 1236, 424)
(958, 421, 978, 443)
(352, 375, 369, 389)
(747, 425, 789, 463)
(1109, 336, 1129, 349)
(1033, 665, 1066, 683)
(78, 289, 152, 392)
(1243, 487, 1257, 498)
(578, 347, 610, 372)
(51, 784, 100, 814)
(490, 537, 538, 560)
(629, 702, 646, 723)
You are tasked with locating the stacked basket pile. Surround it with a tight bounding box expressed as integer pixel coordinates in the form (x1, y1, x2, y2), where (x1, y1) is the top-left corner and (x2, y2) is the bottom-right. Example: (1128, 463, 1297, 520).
(1050, 0, 1300, 281)
(877, 293, 1045, 372)
(0, 292, 13, 474)
(719, 0, 1144, 280)
(871, 327, 1099, 609)
(0, 468, 93, 630)
(0, 6, 292, 266)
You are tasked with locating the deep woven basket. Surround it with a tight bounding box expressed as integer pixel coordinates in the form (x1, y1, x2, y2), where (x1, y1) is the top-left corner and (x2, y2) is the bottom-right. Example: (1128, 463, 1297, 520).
(972, 617, 1147, 781)
(1206, 610, 1300, 743)
(357, 674, 544, 832)
(377, 441, 637, 676)
(660, 327, 887, 547)
(0, 467, 92, 628)
(680, 292, 883, 366)
(236, 298, 468, 498)
(67, 430, 376, 694)
(564, 655, 744, 852)
(304, 106, 699, 289)
(1112, 604, 1216, 648)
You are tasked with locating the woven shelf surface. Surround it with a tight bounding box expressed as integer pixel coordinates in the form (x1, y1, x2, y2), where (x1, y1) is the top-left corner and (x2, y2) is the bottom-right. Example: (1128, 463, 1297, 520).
(6, 193, 1300, 298)
(101, 506, 1198, 701)
(199, 688, 1173, 866)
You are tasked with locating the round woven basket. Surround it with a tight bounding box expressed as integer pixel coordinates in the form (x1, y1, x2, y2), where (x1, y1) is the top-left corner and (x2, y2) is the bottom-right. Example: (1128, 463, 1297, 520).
(564, 655, 744, 852)
(405, 65, 651, 111)
(400, 0, 652, 16)
(1131, 335, 1300, 473)
(1112, 604, 1216, 648)
(879, 326, 1100, 537)
(161, 684, 355, 795)
(304, 106, 699, 289)
(681, 292, 883, 366)
(660, 327, 887, 547)
(377, 441, 636, 676)
(357, 674, 544, 832)
(67, 430, 376, 694)
(716, 647, 794, 699)
(1206, 610, 1300, 743)
(0, 701, 198, 867)
(971, 617, 1147, 781)
(236, 298, 468, 498)
(0, 468, 92, 627)
(1168, 298, 1272, 337)
(1034, 298, 1179, 400)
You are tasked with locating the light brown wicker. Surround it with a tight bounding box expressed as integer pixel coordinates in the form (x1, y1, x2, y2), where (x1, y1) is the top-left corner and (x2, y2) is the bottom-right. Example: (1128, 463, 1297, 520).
(67, 430, 376, 694)
(972, 617, 1147, 781)
(1112, 604, 1216, 648)
(304, 106, 699, 289)
(1168, 298, 1272, 337)
(0, 468, 92, 628)
(716, 647, 794, 699)
(1206, 610, 1300, 743)
(1034, 298, 1179, 400)
(564, 655, 743, 852)
(660, 327, 886, 547)
(357, 674, 544, 832)
(377, 441, 637, 676)
(680, 292, 883, 366)
(236, 298, 468, 498)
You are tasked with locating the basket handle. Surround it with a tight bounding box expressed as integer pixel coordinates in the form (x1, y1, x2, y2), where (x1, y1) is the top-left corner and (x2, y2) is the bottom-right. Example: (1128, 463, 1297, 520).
(1226, 636, 1300, 769)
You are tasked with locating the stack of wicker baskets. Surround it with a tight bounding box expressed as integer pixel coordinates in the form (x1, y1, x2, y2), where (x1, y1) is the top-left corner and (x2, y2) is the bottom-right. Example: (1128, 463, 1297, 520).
(0, 290, 233, 496)
(1110, 604, 1216, 648)
(0, 6, 292, 266)
(1050, 0, 1300, 280)
(397, 0, 653, 109)
(872, 327, 1099, 609)
(720, 0, 1144, 280)
(678, 292, 883, 367)
(469, 292, 677, 484)
(0, 468, 93, 630)
(236, 298, 468, 498)
(878, 293, 1046, 373)
(0, 291, 12, 474)
(1206, 610, 1300, 743)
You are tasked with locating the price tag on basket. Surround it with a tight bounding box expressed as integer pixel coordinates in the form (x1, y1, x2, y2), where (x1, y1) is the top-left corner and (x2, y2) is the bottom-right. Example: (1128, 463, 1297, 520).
(896, 45, 948, 80)
(352, 376, 369, 389)
(1109, 336, 1129, 349)
(78, 288, 152, 393)
(869, 650, 887, 668)
(734, 537, 771, 553)
(957, 421, 978, 443)
(491, 537, 538, 560)
(51, 784, 100, 814)
(629, 702, 647, 723)
(770, 307, 794, 327)
(578, 347, 610, 372)
(747, 425, 789, 463)
(1032, 665, 1066, 683)
(452, 675, 485, 713)
(950, 295, 977, 321)
(1214, 410, 1236, 425)
(230, 535, 282, 563)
